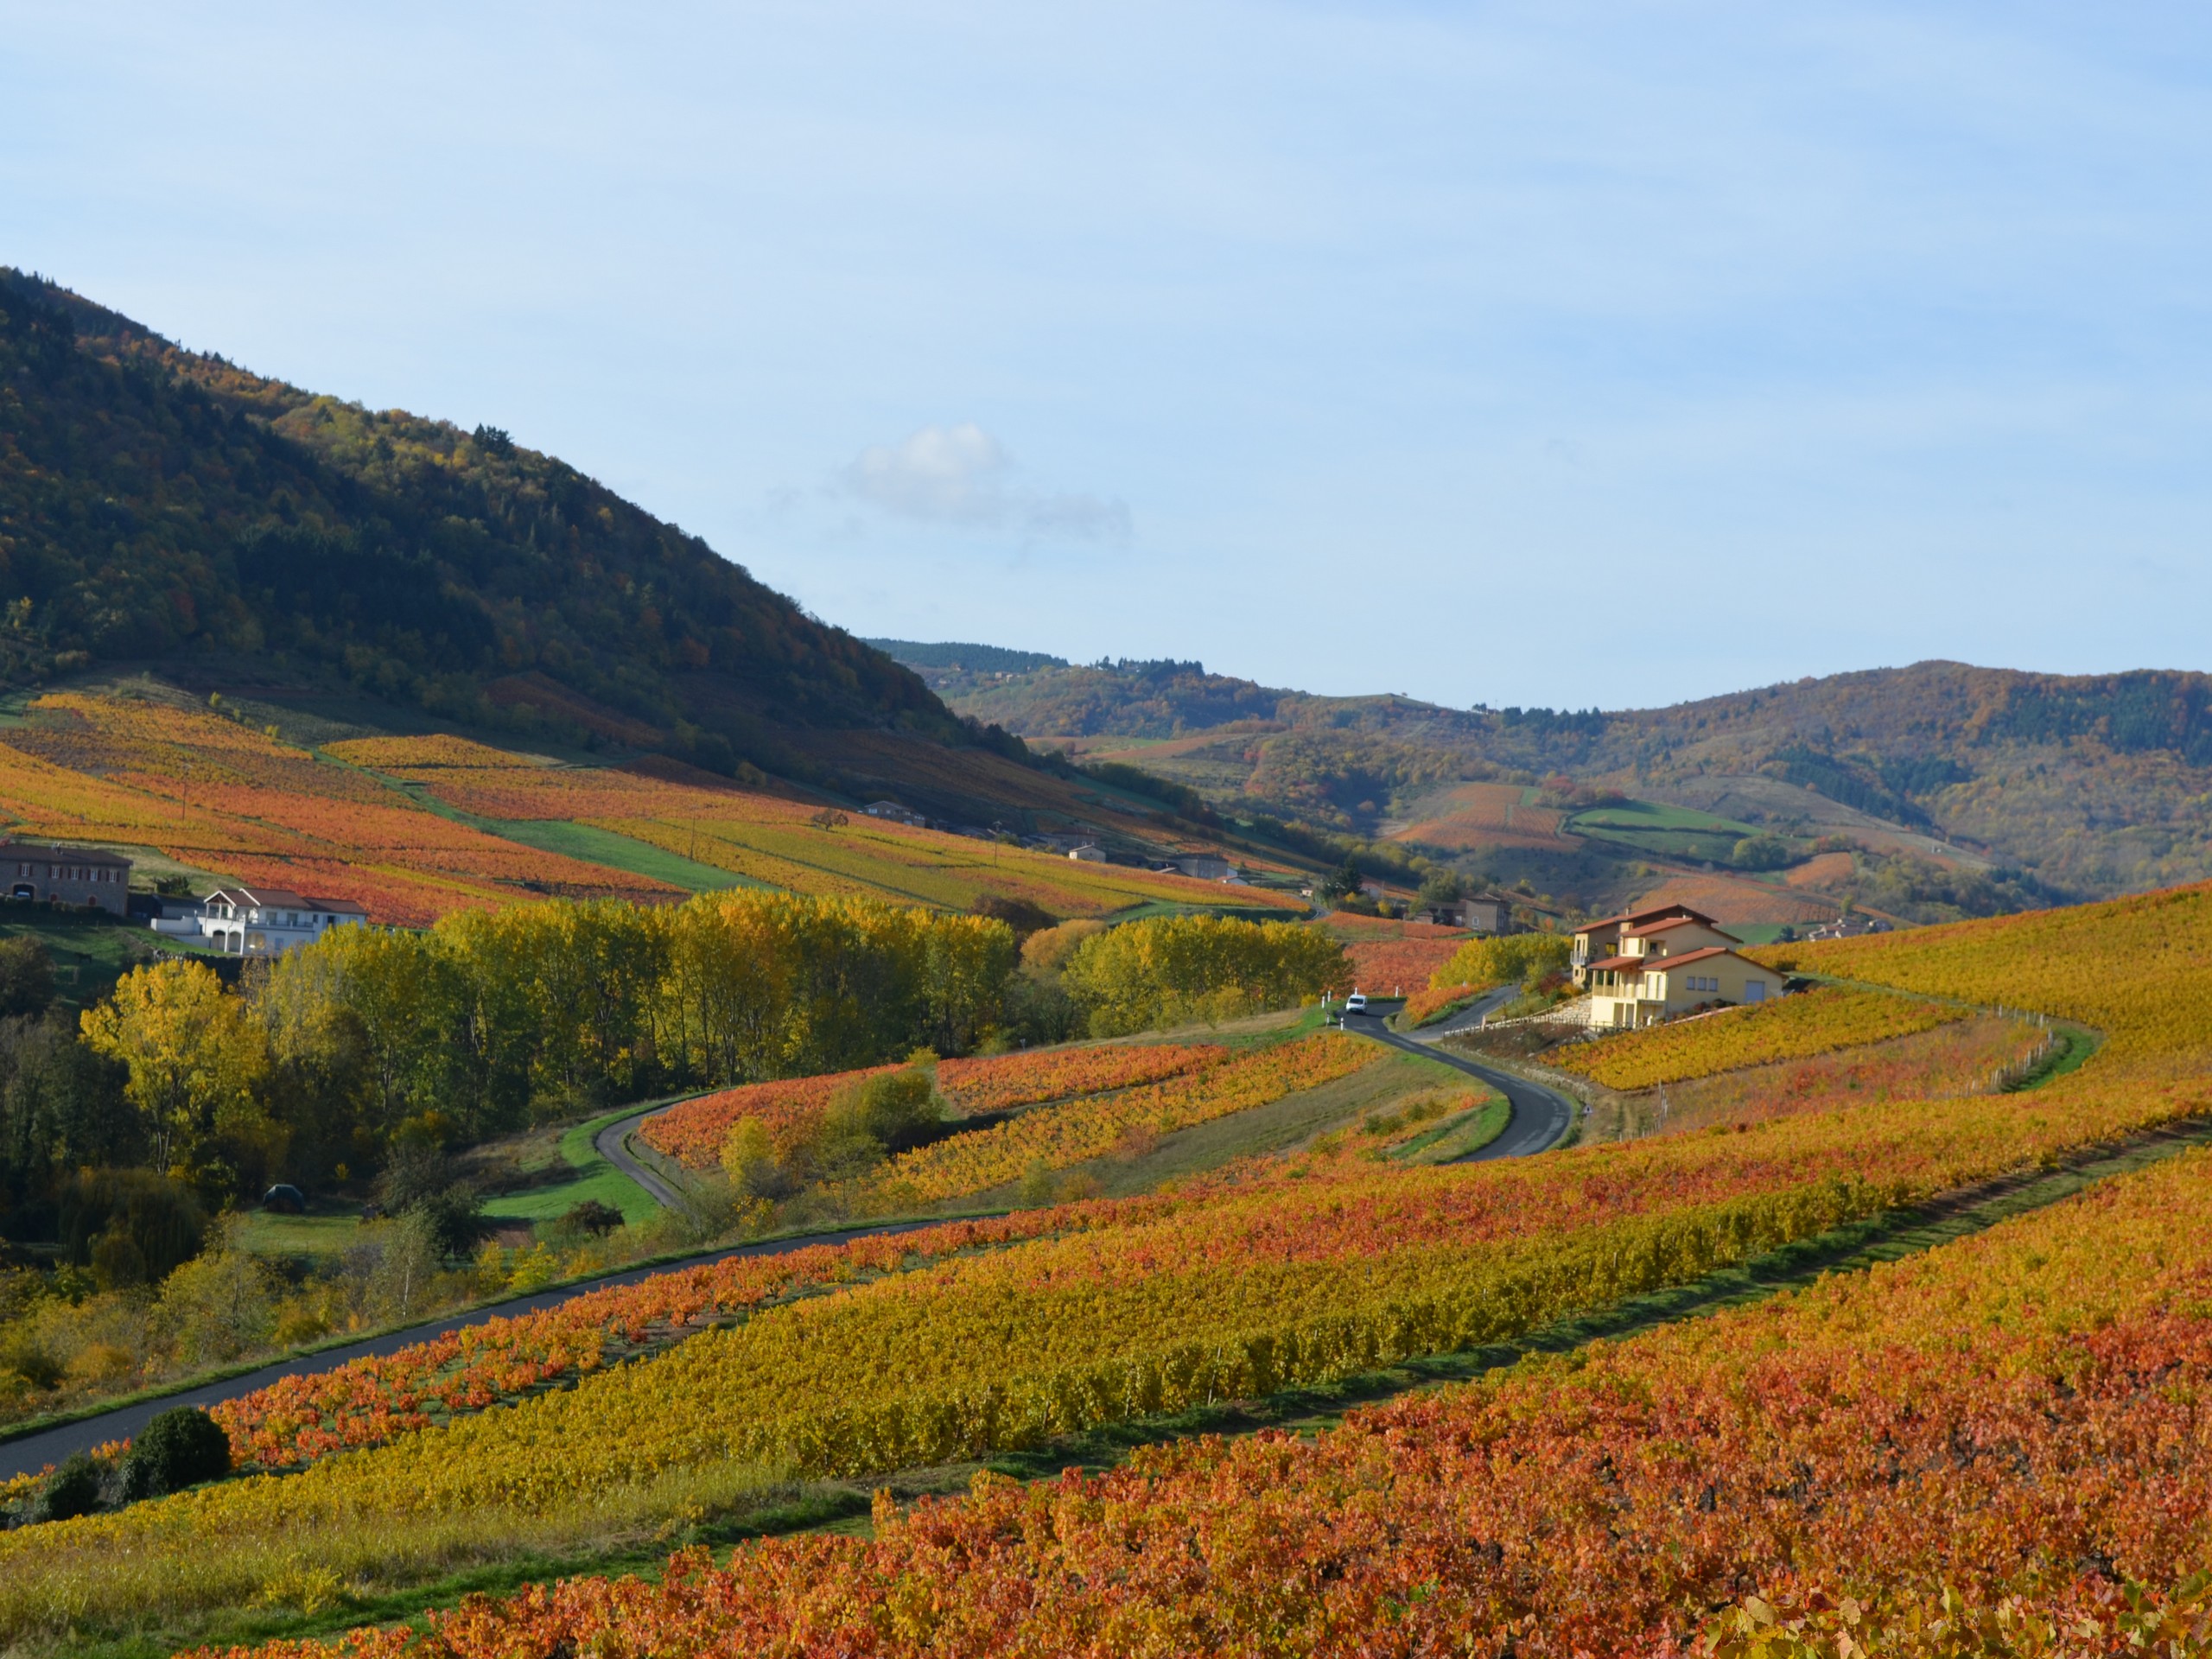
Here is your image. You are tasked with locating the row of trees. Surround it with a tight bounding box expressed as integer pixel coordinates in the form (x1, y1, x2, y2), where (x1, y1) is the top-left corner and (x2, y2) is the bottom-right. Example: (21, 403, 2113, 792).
(0, 891, 1355, 1277)
(69, 889, 1019, 1199)
(1056, 914, 1350, 1037)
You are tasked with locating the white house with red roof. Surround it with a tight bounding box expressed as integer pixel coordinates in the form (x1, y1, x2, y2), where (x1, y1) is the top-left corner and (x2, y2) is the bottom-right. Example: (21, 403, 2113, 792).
(1574, 901, 1788, 1027)
(1570, 902, 1717, 985)
(194, 886, 369, 957)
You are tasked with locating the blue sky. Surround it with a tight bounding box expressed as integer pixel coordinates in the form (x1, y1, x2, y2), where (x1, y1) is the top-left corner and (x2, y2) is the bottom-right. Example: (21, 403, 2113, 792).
(4, 3, 2208, 709)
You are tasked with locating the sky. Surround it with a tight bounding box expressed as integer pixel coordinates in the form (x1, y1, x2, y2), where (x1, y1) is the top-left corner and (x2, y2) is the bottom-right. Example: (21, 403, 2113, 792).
(3, 3, 2209, 710)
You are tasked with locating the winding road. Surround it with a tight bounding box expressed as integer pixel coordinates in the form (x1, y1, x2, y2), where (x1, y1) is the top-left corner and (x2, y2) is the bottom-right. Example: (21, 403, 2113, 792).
(5, 1014, 1577, 1476)
(1341, 995, 1579, 1161)
(594, 1109, 689, 1209)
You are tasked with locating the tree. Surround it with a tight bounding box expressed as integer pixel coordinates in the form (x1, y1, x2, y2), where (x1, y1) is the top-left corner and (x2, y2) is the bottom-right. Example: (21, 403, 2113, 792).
(1730, 836, 1794, 872)
(0, 938, 54, 1019)
(1062, 915, 1351, 1037)
(79, 959, 266, 1174)
(1320, 857, 1365, 903)
(1415, 870, 1466, 910)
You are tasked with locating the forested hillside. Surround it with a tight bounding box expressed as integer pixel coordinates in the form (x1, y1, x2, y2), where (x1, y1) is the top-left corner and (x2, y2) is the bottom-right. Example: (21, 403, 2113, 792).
(0, 273, 1041, 812)
(883, 641, 2212, 912)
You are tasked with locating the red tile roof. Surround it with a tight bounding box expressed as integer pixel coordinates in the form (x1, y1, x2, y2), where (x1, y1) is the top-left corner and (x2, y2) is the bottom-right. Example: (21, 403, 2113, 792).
(1624, 916, 1739, 942)
(1574, 902, 1716, 936)
(1646, 945, 1777, 972)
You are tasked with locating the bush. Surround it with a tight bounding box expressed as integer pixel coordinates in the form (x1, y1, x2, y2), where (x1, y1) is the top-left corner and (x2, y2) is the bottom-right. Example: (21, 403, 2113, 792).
(414, 1185, 486, 1262)
(37, 1452, 103, 1522)
(118, 1405, 230, 1501)
(562, 1198, 624, 1236)
(833, 1066, 942, 1154)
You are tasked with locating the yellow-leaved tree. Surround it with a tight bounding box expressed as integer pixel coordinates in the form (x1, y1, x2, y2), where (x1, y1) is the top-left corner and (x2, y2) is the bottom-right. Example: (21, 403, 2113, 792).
(81, 959, 268, 1175)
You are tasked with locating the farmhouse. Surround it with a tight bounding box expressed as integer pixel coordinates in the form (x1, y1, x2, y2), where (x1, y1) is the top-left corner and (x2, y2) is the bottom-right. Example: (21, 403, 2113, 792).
(1420, 892, 1516, 933)
(1570, 902, 1723, 986)
(1586, 945, 1786, 1029)
(0, 841, 131, 914)
(196, 886, 369, 957)
(1066, 843, 1107, 862)
(1156, 855, 1237, 881)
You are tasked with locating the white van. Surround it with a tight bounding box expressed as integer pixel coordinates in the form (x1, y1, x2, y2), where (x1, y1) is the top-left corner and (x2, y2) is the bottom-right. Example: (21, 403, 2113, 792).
(1343, 992, 1368, 1014)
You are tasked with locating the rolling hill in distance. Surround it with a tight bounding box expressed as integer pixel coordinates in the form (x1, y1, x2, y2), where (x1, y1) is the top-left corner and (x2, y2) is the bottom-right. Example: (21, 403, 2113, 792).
(0, 270, 1319, 918)
(0, 270, 1116, 831)
(3, 263, 2206, 939)
(874, 639, 2212, 931)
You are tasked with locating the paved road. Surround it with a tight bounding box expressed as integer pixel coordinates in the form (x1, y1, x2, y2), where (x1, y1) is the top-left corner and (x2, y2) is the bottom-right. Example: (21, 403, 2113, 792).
(1413, 984, 1522, 1037)
(0, 1216, 948, 1480)
(595, 1109, 689, 1209)
(7, 1040, 1570, 1478)
(1342, 1007, 1576, 1162)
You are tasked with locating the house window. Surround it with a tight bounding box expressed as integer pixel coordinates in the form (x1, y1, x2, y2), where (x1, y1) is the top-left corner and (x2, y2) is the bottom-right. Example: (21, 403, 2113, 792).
(1745, 982, 1766, 1003)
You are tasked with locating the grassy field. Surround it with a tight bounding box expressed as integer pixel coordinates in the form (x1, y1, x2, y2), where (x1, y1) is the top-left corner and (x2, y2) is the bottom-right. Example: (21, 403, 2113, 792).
(1567, 799, 1763, 861)
(474, 820, 757, 895)
(234, 1197, 370, 1261)
(0, 906, 175, 1011)
(478, 1109, 661, 1227)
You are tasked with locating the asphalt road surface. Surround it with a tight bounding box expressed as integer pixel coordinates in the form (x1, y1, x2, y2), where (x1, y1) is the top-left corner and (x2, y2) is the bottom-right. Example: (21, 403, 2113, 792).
(9, 1025, 1576, 1477)
(594, 1108, 689, 1209)
(0, 1215, 946, 1480)
(1340, 1005, 1577, 1162)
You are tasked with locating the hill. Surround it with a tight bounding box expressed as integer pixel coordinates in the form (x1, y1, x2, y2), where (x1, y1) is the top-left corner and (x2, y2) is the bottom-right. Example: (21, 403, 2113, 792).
(879, 640, 2212, 924)
(0, 272, 1114, 827)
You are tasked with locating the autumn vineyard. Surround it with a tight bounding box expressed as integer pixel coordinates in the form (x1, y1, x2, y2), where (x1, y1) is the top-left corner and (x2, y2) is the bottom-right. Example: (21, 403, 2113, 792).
(3, 272, 2212, 1659)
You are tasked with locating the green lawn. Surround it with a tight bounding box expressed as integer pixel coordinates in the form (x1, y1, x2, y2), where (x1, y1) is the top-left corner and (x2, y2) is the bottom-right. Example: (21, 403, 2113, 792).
(1720, 921, 1800, 946)
(236, 1199, 368, 1261)
(0, 907, 177, 1010)
(1569, 800, 1762, 835)
(480, 820, 761, 893)
(480, 1106, 662, 1226)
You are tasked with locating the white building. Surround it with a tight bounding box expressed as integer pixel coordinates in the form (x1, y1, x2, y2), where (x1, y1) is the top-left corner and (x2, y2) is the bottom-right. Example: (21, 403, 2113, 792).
(193, 887, 370, 957)
(1158, 855, 1238, 881)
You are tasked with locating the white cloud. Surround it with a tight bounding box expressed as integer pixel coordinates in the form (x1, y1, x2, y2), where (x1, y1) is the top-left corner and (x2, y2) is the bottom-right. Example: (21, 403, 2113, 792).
(840, 423, 1131, 543)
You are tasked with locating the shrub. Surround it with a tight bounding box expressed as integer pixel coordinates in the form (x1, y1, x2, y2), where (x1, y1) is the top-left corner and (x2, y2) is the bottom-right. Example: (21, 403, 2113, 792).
(57, 1169, 207, 1289)
(1730, 835, 1794, 871)
(562, 1199, 624, 1237)
(831, 1066, 942, 1154)
(36, 1453, 102, 1522)
(0, 938, 54, 1020)
(118, 1406, 230, 1501)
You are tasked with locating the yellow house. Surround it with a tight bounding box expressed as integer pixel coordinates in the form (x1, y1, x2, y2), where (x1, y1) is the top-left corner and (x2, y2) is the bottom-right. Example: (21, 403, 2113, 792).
(1571, 902, 1718, 986)
(1586, 945, 1786, 1029)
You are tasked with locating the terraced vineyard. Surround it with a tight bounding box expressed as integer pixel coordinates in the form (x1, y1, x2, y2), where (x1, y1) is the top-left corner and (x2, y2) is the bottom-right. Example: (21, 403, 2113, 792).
(0, 691, 1287, 924)
(10, 880, 2212, 1655)
(329, 734, 1294, 918)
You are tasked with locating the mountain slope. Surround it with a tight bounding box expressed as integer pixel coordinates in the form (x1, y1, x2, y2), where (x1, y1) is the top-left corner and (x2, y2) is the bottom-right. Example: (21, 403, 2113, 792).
(878, 641, 2212, 915)
(0, 272, 1011, 801)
